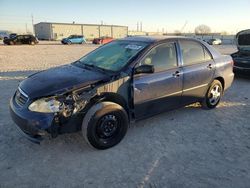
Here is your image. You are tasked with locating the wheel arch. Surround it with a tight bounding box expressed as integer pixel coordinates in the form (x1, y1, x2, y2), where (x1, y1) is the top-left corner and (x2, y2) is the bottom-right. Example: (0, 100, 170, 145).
(86, 92, 130, 121)
(214, 77, 225, 90)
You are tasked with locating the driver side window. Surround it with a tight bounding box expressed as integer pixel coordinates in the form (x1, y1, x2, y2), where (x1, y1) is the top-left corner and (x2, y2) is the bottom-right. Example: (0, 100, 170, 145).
(140, 42, 177, 72)
(17, 36, 24, 41)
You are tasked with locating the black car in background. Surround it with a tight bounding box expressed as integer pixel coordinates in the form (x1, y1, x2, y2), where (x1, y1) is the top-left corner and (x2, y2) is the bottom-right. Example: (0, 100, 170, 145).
(231, 29, 250, 75)
(3, 34, 39, 45)
(9, 33, 17, 39)
(10, 36, 234, 149)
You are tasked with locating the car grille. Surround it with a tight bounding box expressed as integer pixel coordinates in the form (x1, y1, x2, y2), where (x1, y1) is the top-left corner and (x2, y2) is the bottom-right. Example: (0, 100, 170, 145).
(15, 88, 29, 106)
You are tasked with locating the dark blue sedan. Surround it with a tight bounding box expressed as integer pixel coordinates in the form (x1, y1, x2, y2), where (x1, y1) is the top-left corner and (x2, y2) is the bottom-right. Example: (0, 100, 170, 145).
(10, 36, 234, 149)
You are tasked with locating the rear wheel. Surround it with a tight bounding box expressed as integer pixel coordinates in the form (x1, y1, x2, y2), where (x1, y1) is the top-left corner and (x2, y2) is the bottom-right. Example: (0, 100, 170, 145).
(82, 102, 128, 150)
(201, 80, 223, 109)
(9, 41, 14, 45)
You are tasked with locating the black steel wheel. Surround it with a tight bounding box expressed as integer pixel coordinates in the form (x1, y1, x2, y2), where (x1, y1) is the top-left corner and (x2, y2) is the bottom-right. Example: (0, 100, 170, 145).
(82, 102, 128, 150)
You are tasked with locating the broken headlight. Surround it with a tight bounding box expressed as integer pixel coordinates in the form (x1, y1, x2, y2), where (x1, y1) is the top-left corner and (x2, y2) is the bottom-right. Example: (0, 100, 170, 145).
(28, 91, 90, 115)
(28, 97, 62, 113)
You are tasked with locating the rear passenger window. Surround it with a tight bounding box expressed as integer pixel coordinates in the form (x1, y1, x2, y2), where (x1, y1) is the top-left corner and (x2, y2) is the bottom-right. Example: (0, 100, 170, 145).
(204, 48, 212, 61)
(180, 40, 211, 66)
(140, 42, 177, 72)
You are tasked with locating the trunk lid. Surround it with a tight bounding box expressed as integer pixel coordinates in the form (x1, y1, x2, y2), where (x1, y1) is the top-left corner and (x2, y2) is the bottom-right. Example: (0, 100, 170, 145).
(236, 29, 250, 52)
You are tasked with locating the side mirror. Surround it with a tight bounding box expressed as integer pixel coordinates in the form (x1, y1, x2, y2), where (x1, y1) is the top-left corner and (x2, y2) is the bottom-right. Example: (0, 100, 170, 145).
(135, 64, 154, 74)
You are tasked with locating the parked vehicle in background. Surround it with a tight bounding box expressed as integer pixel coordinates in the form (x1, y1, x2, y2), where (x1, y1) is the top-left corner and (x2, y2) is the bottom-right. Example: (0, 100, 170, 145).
(0, 30, 10, 40)
(10, 36, 234, 149)
(207, 38, 222, 45)
(3, 35, 39, 45)
(231, 29, 250, 75)
(9, 33, 17, 39)
(92, 36, 113, 44)
(61, 35, 86, 44)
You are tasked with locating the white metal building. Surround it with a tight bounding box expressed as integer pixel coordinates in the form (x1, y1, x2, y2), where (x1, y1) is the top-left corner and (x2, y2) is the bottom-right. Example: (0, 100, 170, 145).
(34, 22, 128, 40)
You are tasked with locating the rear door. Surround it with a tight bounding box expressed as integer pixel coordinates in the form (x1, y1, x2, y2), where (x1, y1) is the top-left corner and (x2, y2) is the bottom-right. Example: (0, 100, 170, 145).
(71, 35, 78, 43)
(23, 35, 30, 44)
(179, 40, 215, 103)
(133, 41, 183, 119)
(15, 36, 24, 44)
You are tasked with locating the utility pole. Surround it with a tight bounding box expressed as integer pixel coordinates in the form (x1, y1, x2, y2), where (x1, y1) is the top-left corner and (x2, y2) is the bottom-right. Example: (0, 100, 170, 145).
(31, 14, 34, 34)
(25, 23, 28, 33)
(140, 22, 142, 32)
(180, 20, 188, 33)
(137, 22, 139, 31)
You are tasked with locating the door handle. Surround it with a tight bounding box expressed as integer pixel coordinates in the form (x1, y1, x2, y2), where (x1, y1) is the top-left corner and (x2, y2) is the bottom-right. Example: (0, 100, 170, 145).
(173, 71, 181, 78)
(207, 64, 213, 69)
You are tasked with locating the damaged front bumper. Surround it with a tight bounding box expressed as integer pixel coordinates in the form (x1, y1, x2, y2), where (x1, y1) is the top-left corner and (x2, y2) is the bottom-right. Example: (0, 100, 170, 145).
(9, 96, 56, 143)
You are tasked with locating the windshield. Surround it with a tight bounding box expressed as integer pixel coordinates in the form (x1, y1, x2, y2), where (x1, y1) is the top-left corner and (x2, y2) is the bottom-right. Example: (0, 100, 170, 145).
(77, 40, 148, 71)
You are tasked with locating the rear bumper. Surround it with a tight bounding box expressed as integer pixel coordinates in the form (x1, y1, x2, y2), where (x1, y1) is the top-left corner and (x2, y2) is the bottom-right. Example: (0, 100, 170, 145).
(224, 72, 235, 91)
(9, 97, 54, 143)
(233, 66, 250, 75)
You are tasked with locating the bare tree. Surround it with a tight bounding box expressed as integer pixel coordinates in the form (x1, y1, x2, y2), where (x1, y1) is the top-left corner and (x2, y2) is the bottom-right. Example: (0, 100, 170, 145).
(174, 30, 181, 36)
(221, 31, 228, 35)
(195, 25, 211, 35)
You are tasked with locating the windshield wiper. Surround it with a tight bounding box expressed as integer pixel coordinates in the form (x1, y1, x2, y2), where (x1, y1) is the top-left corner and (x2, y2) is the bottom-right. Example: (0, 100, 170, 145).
(74, 60, 112, 75)
(82, 62, 111, 74)
(74, 61, 95, 70)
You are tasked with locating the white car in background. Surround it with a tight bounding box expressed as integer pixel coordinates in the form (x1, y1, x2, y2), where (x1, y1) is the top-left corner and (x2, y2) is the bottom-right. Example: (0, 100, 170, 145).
(207, 38, 222, 45)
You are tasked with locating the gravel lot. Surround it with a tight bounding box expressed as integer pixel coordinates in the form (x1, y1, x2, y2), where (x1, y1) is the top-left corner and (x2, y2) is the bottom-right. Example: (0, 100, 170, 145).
(1, 42, 250, 188)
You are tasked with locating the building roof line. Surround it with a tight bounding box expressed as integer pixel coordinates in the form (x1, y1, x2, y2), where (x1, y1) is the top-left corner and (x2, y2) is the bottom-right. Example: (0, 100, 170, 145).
(35, 22, 128, 28)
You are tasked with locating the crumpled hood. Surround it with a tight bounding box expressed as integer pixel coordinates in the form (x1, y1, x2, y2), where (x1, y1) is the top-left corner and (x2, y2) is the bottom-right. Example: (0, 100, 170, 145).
(19, 64, 109, 99)
(236, 29, 250, 52)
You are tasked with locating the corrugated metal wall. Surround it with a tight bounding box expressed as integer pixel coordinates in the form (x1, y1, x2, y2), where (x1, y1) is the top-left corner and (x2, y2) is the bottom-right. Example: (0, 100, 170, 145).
(112, 26, 128, 38)
(100, 26, 112, 38)
(34, 22, 128, 40)
(52, 24, 82, 40)
(34, 23, 52, 40)
(82, 25, 99, 40)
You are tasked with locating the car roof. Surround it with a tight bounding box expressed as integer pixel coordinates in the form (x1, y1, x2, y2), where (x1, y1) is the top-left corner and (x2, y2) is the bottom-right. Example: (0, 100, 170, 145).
(120, 35, 187, 43)
(17, 34, 33, 36)
(119, 35, 221, 58)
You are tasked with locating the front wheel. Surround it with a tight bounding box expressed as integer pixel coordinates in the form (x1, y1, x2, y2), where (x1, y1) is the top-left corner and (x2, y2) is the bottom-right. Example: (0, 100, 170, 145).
(82, 102, 129, 150)
(201, 80, 223, 109)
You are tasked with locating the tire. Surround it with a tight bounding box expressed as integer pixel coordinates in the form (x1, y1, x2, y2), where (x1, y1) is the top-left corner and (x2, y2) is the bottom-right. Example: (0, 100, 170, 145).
(201, 80, 223, 109)
(82, 102, 129, 150)
(9, 41, 14, 45)
(67, 41, 72, 45)
(30, 41, 35, 45)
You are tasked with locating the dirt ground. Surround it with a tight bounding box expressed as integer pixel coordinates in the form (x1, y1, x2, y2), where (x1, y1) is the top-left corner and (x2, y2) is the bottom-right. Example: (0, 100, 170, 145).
(0, 42, 250, 188)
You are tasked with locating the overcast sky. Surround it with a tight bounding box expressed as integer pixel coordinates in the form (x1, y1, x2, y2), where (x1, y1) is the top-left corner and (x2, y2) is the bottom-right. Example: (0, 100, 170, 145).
(0, 0, 249, 34)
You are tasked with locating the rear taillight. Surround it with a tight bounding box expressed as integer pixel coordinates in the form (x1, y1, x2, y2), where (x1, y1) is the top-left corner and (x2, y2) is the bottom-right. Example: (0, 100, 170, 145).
(231, 60, 234, 66)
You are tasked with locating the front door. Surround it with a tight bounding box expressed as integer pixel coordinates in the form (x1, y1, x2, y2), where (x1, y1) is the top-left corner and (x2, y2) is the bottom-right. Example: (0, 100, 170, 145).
(133, 42, 183, 119)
